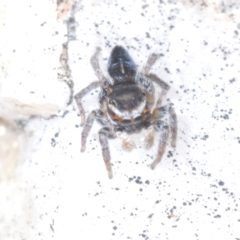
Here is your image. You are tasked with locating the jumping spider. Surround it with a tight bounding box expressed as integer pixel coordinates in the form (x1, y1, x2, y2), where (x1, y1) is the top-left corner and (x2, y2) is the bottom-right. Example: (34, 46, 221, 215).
(75, 46, 177, 179)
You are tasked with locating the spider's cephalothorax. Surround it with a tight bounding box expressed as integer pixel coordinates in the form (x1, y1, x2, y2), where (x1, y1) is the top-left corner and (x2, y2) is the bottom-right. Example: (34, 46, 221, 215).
(75, 46, 177, 179)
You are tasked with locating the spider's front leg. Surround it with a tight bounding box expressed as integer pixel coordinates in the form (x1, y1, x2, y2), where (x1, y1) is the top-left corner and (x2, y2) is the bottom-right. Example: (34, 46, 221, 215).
(150, 121, 169, 170)
(144, 125, 155, 149)
(116, 132, 135, 152)
(99, 127, 116, 179)
(81, 110, 115, 178)
(81, 109, 108, 152)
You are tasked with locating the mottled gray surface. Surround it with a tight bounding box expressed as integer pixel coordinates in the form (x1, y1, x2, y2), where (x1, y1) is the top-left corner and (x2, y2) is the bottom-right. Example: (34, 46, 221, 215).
(1, 0, 240, 239)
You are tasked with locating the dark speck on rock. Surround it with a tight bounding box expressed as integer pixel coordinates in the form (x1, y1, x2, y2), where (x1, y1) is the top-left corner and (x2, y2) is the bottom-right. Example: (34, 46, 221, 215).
(164, 68, 170, 74)
(135, 179, 142, 184)
(223, 114, 229, 120)
(201, 134, 209, 140)
(146, 32, 151, 38)
(145, 180, 150, 184)
(51, 138, 56, 147)
(218, 181, 224, 186)
(148, 213, 154, 219)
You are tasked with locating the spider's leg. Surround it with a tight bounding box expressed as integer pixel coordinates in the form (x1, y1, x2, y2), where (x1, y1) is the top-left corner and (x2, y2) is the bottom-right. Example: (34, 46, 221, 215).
(146, 73, 170, 92)
(150, 121, 169, 170)
(135, 73, 169, 108)
(95, 109, 109, 126)
(156, 90, 166, 108)
(99, 127, 116, 179)
(81, 108, 109, 151)
(151, 103, 177, 148)
(117, 132, 135, 151)
(136, 73, 154, 96)
(169, 105, 177, 147)
(75, 81, 102, 126)
(143, 53, 160, 74)
(144, 125, 155, 149)
(81, 110, 96, 152)
(91, 47, 107, 81)
(135, 74, 155, 108)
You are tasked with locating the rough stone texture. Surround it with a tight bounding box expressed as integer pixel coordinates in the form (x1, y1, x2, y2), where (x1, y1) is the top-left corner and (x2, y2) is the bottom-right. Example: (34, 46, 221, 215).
(1, 0, 240, 240)
(0, 1, 70, 239)
(0, 1, 70, 121)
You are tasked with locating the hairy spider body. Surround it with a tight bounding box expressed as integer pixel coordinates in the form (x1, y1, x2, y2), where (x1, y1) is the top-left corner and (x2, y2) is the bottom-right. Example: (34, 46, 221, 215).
(75, 46, 177, 179)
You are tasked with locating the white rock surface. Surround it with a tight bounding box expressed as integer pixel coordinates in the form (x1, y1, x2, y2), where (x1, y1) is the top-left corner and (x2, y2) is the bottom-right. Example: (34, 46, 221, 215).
(0, 1, 70, 120)
(1, 0, 240, 240)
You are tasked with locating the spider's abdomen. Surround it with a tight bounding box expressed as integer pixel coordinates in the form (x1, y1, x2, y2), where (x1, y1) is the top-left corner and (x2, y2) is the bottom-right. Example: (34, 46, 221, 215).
(108, 46, 137, 82)
(108, 83, 149, 127)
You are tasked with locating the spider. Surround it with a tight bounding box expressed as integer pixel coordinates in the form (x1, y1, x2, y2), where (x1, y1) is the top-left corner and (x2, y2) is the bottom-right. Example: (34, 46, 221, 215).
(75, 46, 177, 179)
